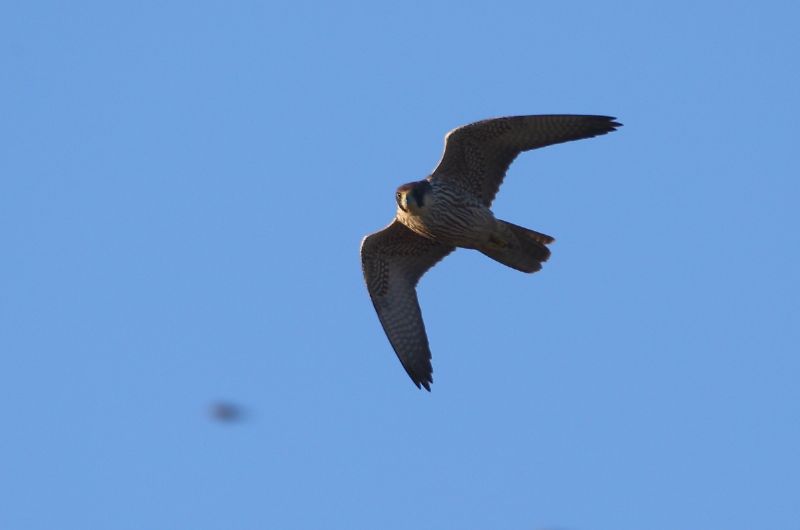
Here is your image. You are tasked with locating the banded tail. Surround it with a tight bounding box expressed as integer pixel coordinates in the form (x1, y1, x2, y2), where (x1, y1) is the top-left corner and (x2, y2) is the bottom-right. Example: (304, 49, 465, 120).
(479, 220, 554, 273)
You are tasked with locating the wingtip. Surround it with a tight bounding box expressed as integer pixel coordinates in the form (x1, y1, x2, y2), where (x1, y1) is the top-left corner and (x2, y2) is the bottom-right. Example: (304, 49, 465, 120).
(586, 115, 623, 138)
(400, 356, 434, 391)
(600, 115, 623, 129)
(411, 374, 433, 391)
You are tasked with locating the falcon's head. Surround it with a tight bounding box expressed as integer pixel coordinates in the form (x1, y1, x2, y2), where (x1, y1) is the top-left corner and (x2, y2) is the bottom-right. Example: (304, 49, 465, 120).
(395, 180, 433, 214)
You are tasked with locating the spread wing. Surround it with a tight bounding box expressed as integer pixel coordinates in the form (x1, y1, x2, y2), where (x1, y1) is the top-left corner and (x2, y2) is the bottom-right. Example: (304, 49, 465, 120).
(431, 115, 622, 206)
(360, 220, 455, 390)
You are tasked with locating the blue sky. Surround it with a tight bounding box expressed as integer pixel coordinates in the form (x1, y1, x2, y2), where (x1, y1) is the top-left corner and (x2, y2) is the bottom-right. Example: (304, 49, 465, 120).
(2, 1, 799, 529)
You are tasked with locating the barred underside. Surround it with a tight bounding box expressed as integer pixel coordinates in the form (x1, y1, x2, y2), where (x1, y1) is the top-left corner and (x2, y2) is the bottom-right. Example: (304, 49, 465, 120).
(398, 180, 496, 249)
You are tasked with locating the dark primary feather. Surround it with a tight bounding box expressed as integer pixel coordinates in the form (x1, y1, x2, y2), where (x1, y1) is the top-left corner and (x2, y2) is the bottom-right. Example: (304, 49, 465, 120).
(360, 220, 454, 390)
(431, 115, 622, 206)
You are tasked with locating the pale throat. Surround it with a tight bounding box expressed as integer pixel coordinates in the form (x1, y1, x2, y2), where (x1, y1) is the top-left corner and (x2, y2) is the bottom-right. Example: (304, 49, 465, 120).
(399, 188, 433, 215)
(397, 190, 439, 240)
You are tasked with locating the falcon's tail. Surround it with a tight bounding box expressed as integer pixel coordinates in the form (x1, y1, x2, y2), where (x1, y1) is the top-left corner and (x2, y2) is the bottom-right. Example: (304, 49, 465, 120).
(479, 220, 554, 274)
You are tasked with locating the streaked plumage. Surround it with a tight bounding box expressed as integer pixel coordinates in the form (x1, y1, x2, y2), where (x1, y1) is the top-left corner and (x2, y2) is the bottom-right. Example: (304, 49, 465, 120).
(361, 115, 622, 390)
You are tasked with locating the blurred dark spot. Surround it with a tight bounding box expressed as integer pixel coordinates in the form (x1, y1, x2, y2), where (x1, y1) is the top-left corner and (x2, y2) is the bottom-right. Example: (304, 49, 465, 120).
(209, 402, 243, 423)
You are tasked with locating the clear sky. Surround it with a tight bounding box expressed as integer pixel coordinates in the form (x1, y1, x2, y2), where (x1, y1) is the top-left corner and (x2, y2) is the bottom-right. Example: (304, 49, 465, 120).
(2, 1, 799, 529)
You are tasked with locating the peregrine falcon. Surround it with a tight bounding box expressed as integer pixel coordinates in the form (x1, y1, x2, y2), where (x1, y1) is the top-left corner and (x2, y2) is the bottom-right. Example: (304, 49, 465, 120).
(361, 115, 621, 390)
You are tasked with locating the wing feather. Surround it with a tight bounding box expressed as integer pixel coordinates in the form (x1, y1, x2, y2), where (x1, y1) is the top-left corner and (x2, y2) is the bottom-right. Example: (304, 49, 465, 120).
(431, 114, 622, 206)
(360, 220, 454, 390)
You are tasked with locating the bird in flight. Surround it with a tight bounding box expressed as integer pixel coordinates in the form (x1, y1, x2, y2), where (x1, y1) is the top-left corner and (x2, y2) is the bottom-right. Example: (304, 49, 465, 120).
(361, 115, 621, 390)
